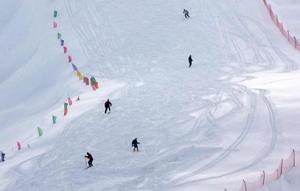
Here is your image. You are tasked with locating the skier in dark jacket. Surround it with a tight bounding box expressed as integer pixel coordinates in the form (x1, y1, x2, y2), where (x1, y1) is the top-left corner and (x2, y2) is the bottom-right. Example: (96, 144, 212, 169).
(85, 152, 93, 167)
(104, 99, 112, 114)
(0, 151, 5, 162)
(183, 9, 190, 19)
(132, 138, 140, 152)
(188, 55, 193, 68)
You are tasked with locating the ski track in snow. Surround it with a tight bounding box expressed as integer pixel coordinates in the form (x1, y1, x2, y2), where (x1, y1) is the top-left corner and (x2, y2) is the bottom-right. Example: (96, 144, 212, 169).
(171, 87, 278, 188)
(1, 0, 300, 190)
(170, 85, 258, 183)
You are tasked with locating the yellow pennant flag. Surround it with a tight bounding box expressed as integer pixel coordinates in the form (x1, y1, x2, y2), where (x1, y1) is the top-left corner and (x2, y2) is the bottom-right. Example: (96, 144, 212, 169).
(76, 71, 83, 81)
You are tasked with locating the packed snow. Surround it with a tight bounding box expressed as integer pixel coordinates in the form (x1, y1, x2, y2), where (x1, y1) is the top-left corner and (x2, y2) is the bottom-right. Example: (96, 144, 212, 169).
(1, 0, 300, 191)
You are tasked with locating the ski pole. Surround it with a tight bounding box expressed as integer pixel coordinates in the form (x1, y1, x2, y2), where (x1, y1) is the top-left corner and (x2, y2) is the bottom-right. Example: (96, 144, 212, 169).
(84, 157, 87, 168)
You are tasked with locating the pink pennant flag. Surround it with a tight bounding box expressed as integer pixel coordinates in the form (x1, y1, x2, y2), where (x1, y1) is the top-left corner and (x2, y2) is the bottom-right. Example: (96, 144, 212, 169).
(67, 97, 73, 106)
(53, 22, 58, 28)
(63, 46, 68, 54)
(17, 141, 21, 150)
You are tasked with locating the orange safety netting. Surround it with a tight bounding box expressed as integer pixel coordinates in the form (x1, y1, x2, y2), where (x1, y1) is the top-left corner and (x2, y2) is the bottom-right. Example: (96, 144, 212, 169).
(237, 150, 299, 191)
(263, 0, 300, 51)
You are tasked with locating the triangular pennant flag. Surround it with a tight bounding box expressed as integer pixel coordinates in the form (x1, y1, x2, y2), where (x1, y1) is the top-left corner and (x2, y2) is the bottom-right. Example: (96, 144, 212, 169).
(72, 64, 78, 71)
(64, 108, 68, 116)
(79, 75, 83, 81)
(94, 81, 99, 89)
(67, 97, 73, 106)
(76, 71, 83, 81)
(84, 77, 89, 86)
(17, 141, 21, 150)
(53, 10, 58, 17)
(53, 22, 58, 28)
(64, 102, 68, 110)
(76, 71, 81, 77)
(52, 115, 57, 124)
(90, 76, 96, 86)
(37, 127, 43, 137)
(64, 103, 68, 116)
(68, 56, 72, 63)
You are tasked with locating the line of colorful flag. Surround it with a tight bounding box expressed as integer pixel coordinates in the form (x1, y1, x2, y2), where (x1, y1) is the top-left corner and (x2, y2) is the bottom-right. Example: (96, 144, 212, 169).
(53, 10, 100, 91)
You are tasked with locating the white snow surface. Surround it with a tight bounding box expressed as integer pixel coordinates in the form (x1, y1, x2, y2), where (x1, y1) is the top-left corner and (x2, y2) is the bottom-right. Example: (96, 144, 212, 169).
(1, 0, 300, 191)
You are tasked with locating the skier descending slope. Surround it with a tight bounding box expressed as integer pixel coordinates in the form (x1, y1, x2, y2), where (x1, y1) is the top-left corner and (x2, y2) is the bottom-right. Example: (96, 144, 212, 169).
(183, 9, 190, 19)
(104, 99, 112, 114)
(188, 54, 193, 67)
(84, 152, 93, 168)
(132, 138, 140, 152)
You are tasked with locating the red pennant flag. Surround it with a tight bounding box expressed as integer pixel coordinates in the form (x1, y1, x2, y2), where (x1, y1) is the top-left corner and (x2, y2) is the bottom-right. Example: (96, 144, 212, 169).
(84, 77, 89, 86)
(94, 82, 99, 89)
(63, 46, 68, 54)
(64, 108, 68, 116)
(68, 56, 72, 63)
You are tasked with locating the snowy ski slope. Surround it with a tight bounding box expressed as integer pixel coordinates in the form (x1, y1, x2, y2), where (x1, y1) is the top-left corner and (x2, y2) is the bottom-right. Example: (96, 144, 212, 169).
(1, 0, 300, 190)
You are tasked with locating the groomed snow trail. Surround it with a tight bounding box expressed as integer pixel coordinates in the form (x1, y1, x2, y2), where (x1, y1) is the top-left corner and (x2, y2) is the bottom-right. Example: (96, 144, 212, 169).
(1, 0, 300, 191)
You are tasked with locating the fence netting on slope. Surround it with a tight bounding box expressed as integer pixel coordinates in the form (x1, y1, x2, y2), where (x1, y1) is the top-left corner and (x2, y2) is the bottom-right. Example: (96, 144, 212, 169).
(229, 1, 300, 190)
(263, 0, 300, 51)
(237, 150, 299, 191)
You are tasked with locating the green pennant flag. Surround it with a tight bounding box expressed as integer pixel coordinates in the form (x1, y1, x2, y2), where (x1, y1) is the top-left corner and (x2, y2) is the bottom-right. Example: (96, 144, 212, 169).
(54, 10, 58, 17)
(64, 102, 68, 110)
(57, 33, 61, 39)
(52, 115, 57, 124)
(37, 127, 43, 137)
(90, 76, 96, 86)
